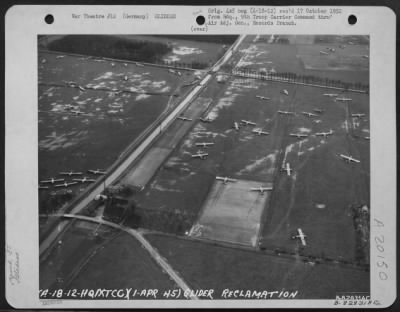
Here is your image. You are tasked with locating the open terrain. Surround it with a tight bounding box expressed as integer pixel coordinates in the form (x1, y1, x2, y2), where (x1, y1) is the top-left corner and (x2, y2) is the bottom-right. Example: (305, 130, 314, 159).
(40, 218, 177, 295)
(39, 35, 370, 299)
(38, 50, 196, 213)
(145, 234, 369, 299)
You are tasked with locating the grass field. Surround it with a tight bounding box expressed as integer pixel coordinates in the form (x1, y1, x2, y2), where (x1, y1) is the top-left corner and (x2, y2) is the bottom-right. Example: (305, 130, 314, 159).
(40, 35, 370, 299)
(259, 85, 369, 263)
(190, 179, 272, 247)
(128, 76, 287, 234)
(231, 35, 369, 84)
(40, 219, 177, 295)
(129, 35, 369, 265)
(115, 35, 229, 67)
(67, 230, 177, 295)
(40, 219, 119, 289)
(38, 51, 191, 213)
(145, 234, 369, 299)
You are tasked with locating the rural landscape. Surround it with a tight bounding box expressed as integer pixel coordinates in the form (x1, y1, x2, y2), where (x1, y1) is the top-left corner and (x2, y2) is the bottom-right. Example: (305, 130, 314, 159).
(38, 34, 370, 300)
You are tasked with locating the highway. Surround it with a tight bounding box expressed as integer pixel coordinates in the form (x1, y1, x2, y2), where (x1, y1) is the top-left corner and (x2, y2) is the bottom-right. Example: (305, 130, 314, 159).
(43, 214, 199, 300)
(40, 35, 246, 256)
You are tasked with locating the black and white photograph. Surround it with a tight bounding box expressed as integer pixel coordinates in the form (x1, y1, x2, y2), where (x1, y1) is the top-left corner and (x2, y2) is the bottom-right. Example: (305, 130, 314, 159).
(4, 5, 396, 309)
(38, 34, 370, 299)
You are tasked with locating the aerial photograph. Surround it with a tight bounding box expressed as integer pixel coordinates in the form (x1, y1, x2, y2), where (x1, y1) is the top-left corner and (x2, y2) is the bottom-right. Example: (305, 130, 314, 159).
(38, 34, 370, 300)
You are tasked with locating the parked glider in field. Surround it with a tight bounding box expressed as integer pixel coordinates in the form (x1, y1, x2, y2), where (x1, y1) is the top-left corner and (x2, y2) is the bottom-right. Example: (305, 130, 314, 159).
(292, 228, 307, 246)
(281, 162, 293, 176)
(241, 119, 256, 126)
(73, 177, 96, 183)
(252, 129, 270, 136)
(335, 97, 352, 102)
(278, 110, 295, 115)
(319, 50, 329, 55)
(88, 169, 106, 175)
(339, 154, 360, 163)
(281, 89, 289, 95)
(55, 181, 78, 188)
(216, 176, 237, 184)
(250, 186, 273, 194)
(40, 178, 64, 184)
(39, 186, 49, 190)
(59, 171, 83, 176)
(351, 113, 366, 118)
(191, 151, 209, 159)
(323, 93, 338, 97)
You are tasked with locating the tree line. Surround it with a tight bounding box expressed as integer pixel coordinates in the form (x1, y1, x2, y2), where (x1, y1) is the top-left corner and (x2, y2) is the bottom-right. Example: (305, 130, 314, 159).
(153, 35, 239, 44)
(47, 35, 172, 64)
(232, 68, 369, 93)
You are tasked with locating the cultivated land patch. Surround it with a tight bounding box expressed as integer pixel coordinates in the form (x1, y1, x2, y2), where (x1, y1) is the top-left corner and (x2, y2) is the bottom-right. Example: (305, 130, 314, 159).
(145, 234, 370, 299)
(189, 179, 272, 247)
(115, 35, 234, 67)
(40, 218, 177, 294)
(38, 51, 190, 213)
(298, 44, 369, 72)
(40, 35, 371, 299)
(67, 230, 177, 295)
(230, 35, 369, 84)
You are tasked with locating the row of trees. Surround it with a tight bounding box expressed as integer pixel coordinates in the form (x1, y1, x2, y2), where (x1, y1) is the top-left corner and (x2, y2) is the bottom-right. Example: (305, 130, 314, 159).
(232, 68, 369, 93)
(154, 35, 239, 44)
(352, 204, 370, 265)
(47, 35, 172, 64)
(154, 59, 210, 69)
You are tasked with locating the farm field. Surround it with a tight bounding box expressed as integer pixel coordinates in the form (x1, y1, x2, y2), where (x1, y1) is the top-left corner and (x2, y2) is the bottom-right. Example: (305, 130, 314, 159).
(38, 50, 195, 214)
(39, 35, 370, 299)
(128, 70, 369, 265)
(145, 234, 370, 299)
(116, 35, 235, 67)
(232, 34, 369, 84)
(40, 218, 176, 295)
